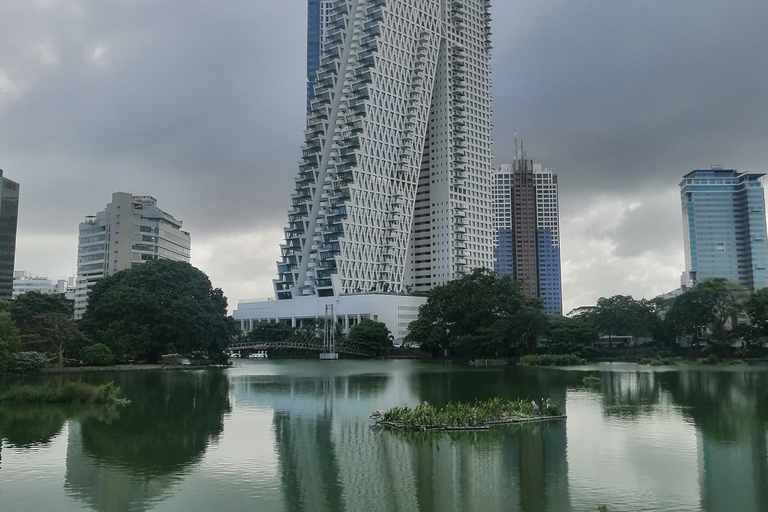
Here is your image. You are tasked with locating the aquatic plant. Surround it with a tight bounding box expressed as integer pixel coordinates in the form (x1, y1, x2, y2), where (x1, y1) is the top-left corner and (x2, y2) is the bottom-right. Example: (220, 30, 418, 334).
(583, 375, 602, 386)
(0, 381, 129, 406)
(518, 354, 586, 367)
(377, 397, 562, 430)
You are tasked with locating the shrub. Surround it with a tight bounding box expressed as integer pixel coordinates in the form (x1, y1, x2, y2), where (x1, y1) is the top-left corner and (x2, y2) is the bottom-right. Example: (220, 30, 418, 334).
(583, 375, 602, 386)
(698, 354, 721, 365)
(2, 351, 48, 374)
(519, 354, 586, 367)
(79, 344, 114, 366)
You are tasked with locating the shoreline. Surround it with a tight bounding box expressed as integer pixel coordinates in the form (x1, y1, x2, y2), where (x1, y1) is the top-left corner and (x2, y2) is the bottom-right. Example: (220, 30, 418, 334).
(38, 363, 228, 375)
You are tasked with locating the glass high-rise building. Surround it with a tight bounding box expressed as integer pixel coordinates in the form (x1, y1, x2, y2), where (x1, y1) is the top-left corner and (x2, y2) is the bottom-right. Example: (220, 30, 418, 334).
(278, 0, 494, 300)
(0, 169, 20, 300)
(494, 140, 562, 315)
(306, 0, 332, 115)
(680, 168, 768, 292)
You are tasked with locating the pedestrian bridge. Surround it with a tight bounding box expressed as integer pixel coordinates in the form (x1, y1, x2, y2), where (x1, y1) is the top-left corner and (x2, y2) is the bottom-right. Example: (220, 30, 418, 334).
(228, 339, 374, 358)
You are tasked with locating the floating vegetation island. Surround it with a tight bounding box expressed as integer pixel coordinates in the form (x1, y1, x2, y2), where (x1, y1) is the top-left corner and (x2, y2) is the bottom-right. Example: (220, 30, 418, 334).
(371, 398, 565, 431)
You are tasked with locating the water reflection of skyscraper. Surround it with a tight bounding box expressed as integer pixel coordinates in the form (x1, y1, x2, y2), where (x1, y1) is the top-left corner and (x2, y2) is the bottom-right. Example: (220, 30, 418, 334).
(250, 372, 571, 511)
(595, 369, 768, 512)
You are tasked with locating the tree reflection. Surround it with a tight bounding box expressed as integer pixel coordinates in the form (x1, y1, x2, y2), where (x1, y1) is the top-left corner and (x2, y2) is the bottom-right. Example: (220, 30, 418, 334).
(591, 368, 768, 512)
(65, 370, 231, 512)
(78, 370, 231, 474)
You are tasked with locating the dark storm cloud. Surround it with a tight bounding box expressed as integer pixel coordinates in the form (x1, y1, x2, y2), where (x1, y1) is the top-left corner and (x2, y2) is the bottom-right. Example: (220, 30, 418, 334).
(1, 0, 307, 237)
(2, 0, 766, 308)
(492, 0, 768, 191)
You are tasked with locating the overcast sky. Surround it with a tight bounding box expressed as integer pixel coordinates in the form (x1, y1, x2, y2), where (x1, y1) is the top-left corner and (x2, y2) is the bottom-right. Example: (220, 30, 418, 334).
(3, 0, 767, 314)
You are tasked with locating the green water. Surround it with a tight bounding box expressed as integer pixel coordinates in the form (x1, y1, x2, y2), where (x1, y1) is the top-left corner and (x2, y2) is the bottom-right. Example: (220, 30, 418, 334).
(1, 360, 767, 512)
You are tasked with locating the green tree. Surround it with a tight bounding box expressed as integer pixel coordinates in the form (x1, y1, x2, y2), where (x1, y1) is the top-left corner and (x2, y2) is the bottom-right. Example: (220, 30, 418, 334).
(695, 279, 749, 343)
(345, 319, 391, 354)
(80, 260, 237, 363)
(665, 279, 749, 346)
(246, 322, 296, 343)
(0, 310, 21, 364)
(9, 292, 71, 348)
(545, 315, 599, 354)
(745, 287, 768, 345)
(590, 295, 656, 346)
(34, 313, 77, 368)
(406, 269, 545, 356)
(79, 343, 115, 366)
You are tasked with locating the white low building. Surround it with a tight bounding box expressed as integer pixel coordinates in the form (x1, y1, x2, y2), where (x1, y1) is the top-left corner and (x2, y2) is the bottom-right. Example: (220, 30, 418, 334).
(234, 294, 426, 341)
(13, 271, 76, 300)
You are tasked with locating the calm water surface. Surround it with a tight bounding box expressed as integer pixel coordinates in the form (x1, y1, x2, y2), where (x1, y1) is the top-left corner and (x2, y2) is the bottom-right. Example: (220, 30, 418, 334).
(1, 360, 767, 512)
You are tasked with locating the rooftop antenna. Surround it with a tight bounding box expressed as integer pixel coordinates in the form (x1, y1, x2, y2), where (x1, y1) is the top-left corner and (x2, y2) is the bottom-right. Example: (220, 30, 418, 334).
(514, 131, 519, 160)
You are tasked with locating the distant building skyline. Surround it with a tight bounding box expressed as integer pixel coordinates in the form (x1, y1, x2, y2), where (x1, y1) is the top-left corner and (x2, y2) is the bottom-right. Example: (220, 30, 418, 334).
(494, 138, 563, 315)
(0, 169, 19, 301)
(13, 270, 75, 300)
(680, 168, 768, 292)
(74, 192, 191, 319)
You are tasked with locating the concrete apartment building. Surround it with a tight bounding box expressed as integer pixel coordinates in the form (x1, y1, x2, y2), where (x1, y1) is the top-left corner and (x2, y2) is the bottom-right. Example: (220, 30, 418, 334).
(236, 0, 494, 337)
(494, 140, 562, 315)
(74, 193, 191, 319)
(680, 168, 768, 292)
(0, 169, 19, 300)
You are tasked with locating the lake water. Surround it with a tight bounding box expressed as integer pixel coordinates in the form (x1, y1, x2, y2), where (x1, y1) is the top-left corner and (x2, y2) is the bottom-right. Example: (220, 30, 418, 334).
(1, 360, 767, 512)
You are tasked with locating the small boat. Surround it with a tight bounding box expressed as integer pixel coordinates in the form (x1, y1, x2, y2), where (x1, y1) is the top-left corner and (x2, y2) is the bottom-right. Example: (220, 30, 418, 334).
(248, 350, 268, 359)
(227, 351, 241, 359)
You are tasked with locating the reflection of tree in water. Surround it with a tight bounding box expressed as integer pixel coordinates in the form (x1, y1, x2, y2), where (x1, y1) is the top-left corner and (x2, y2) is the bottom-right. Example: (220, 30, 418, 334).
(595, 368, 768, 512)
(660, 370, 768, 512)
(410, 367, 570, 411)
(65, 370, 231, 512)
(79, 370, 231, 474)
(0, 406, 67, 448)
(598, 371, 661, 419)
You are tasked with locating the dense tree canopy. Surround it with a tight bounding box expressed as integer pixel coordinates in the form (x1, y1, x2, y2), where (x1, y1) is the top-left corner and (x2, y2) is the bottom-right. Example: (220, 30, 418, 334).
(10, 292, 71, 349)
(80, 260, 237, 363)
(0, 311, 21, 363)
(406, 269, 546, 356)
(246, 322, 296, 344)
(589, 295, 656, 341)
(545, 315, 599, 354)
(345, 319, 391, 354)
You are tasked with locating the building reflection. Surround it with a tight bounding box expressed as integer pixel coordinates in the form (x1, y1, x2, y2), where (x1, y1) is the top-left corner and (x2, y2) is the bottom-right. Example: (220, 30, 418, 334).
(236, 370, 571, 512)
(64, 370, 231, 512)
(664, 371, 768, 512)
(591, 369, 768, 512)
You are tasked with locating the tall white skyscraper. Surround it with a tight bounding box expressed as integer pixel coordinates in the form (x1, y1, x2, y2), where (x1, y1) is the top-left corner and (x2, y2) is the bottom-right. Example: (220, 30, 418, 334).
(278, 0, 494, 300)
(75, 193, 191, 319)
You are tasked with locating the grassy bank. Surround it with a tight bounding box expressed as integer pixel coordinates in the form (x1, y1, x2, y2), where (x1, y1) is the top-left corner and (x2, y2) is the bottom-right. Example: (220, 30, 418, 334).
(374, 398, 562, 430)
(0, 381, 129, 405)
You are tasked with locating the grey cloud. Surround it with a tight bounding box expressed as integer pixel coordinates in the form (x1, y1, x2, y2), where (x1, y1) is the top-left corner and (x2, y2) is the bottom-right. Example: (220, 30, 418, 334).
(2, 0, 766, 309)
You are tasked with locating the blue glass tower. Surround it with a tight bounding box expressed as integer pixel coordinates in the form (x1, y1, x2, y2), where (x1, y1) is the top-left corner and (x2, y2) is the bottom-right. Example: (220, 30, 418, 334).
(681, 168, 768, 292)
(306, 0, 327, 115)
